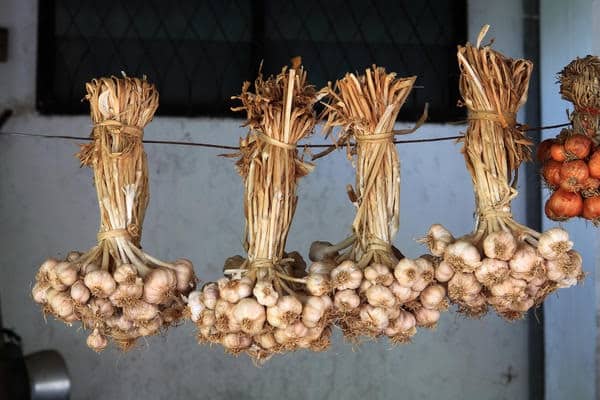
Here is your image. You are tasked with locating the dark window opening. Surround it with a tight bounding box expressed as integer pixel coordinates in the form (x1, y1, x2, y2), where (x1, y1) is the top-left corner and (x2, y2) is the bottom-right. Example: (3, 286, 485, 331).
(37, 0, 467, 122)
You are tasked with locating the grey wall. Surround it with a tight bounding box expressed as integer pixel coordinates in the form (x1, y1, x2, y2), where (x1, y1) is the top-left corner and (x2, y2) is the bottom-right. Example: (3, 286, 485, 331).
(0, 1, 542, 399)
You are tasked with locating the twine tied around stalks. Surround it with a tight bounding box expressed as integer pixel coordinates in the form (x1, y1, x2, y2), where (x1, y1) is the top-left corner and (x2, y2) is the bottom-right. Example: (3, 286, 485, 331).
(94, 120, 144, 137)
(96, 224, 141, 243)
(467, 110, 517, 129)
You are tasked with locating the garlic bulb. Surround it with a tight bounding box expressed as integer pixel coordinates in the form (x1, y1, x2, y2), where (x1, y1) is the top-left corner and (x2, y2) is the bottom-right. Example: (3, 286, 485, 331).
(111, 279, 144, 305)
(254, 332, 277, 349)
(266, 296, 302, 328)
(448, 272, 481, 301)
(359, 305, 389, 331)
(509, 245, 539, 274)
(66, 251, 82, 262)
(143, 268, 177, 304)
(435, 261, 454, 282)
(424, 224, 455, 257)
(444, 241, 481, 273)
(123, 301, 159, 321)
(32, 282, 49, 304)
(420, 284, 446, 310)
(222, 333, 252, 351)
(302, 296, 330, 328)
(308, 261, 334, 275)
(475, 259, 509, 286)
(482, 231, 517, 261)
(84, 270, 117, 298)
(89, 298, 114, 318)
(334, 289, 360, 311)
(187, 291, 204, 322)
(47, 290, 74, 318)
(114, 264, 137, 283)
(87, 329, 108, 352)
(364, 264, 394, 286)
(330, 261, 362, 290)
(365, 285, 396, 308)
(200, 283, 219, 309)
(70, 280, 91, 304)
(253, 281, 279, 306)
(390, 281, 413, 303)
(171, 258, 196, 293)
(218, 277, 253, 303)
(55, 262, 78, 286)
(537, 228, 573, 260)
(414, 307, 440, 328)
(305, 273, 331, 296)
(394, 258, 420, 287)
(232, 298, 266, 335)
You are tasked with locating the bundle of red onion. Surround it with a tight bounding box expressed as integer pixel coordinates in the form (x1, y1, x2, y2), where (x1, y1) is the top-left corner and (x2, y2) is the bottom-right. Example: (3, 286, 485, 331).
(32, 76, 196, 351)
(422, 26, 583, 320)
(538, 56, 600, 222)
(187, 60, 331, 361)
(308, 66, 446, 344)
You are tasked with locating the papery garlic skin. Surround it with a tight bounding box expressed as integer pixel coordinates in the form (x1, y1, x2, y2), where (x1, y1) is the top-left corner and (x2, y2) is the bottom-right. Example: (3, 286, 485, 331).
(435, 261, 454, 282)
(71, 280, 91, 304)
(334, 289, 361, 311)
(200, 283, 219, 309)
(187, 291, 204, 322)
(394, 258, 420, 287)
(266, 296, 302, 329)
(444, 241, 481, 273)
(365, 285, 396, 308)
(232, 298, 266, 335)
(359, 305, 389, 331)
(425, 224, 455, 257)
(483, 231, 517, 261)
(306, 273, 331, 296)
(218, 277, 253, 303)
(143, 268, 177, 304)
(420, 284, 446, 310)
(331, 261, 363, 290)
(414, 307, 440, 328)
(84, 270, 117, 298)
(87, 329, 108, 352)
(172, 258, 196, 293)
(55, 262, 78, 286)
(32, 282, 49, 304)
(302, 296, 329, 328)
(475, 259, 509, 286)
(253, 281, 279, 306)
(114, 264, 137, 283)
(364, 264, 394, 286)
(537, 228, 573, 260)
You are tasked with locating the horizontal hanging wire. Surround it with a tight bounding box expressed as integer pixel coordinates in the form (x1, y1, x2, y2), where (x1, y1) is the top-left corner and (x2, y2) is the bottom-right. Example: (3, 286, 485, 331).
(0, 122, 571, 151)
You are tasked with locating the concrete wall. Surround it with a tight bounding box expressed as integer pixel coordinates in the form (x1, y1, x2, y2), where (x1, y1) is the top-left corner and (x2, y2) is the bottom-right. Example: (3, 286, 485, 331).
(0, 1, 537, 399)
(540, 1, 599, 399)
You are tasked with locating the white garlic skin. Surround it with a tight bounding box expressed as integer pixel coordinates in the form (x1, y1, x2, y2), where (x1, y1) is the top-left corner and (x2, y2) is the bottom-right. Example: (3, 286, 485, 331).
(444, 240, 482, 272)
(537, 228, 573, 260)
(334, 289, 361, 311)
(364, 264, 394, 286)
(365, 285, 396, 308)
(84, 270, 117, 298)
(232, 298, 266, 335)
(305, 273, 331, 296)
(359, 305, 389, 331)
(253, 281, 279, 307)
(420, 284, 446, 310)
(330, 261, 362, 290)
(86, 329, 108, 352)
(143, 268, 177, 304)
(435, 261, 455, 282)
(394, 258, 420, 287)
(425, 224, 455, 257)
(70, 280, 91, 304)
(187, 291, 204, 322)
(483, 231, 517, 261)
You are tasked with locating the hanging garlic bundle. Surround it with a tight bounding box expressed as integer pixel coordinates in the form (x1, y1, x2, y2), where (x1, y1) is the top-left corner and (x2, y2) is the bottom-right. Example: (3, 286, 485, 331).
(187, 59, 331, 361)
(422, 26, 583, 320)
(538, 56, 600, 222)
(309, 66, 445, 343)
(32, 76, 196, 351)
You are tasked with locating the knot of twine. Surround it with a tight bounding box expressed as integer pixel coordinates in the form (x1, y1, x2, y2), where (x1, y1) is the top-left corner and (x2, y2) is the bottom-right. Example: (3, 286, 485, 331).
(478, 206, 513, 220)
(253, 131, 296, 150)
(364, 237, 392, 254)
(97, 224, 140, 242)
(94, 120, 144, 138)
(247, 257, 295, 272)
(468, 110, 518, 129)
(354, 131, 396, 143)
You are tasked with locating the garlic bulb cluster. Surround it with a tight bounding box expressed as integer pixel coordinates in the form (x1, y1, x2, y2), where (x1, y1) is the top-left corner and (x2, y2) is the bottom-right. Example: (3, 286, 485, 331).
(33, 254, 195, 351)
(423, 225, 583, 319)
(304, 257, 447, 343)
(188, 273, 332, 361)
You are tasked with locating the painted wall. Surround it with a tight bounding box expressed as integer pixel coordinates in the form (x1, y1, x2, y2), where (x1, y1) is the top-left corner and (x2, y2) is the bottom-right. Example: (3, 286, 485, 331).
(0, 1, 538, 399)
(540, 1, 599, 399)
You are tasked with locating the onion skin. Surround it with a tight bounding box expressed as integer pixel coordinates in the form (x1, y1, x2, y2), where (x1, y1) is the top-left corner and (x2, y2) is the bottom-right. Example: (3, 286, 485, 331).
(560, 160, 589, 185)
(589, 150, 600, 179)
(550, 143, 567, 162)
(583, 196, 600, 221)
(537, 139, 554, 162)
(545, 189, 583, 220)
(564, 134, 592, 159)
(542, 160, 562, 187)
